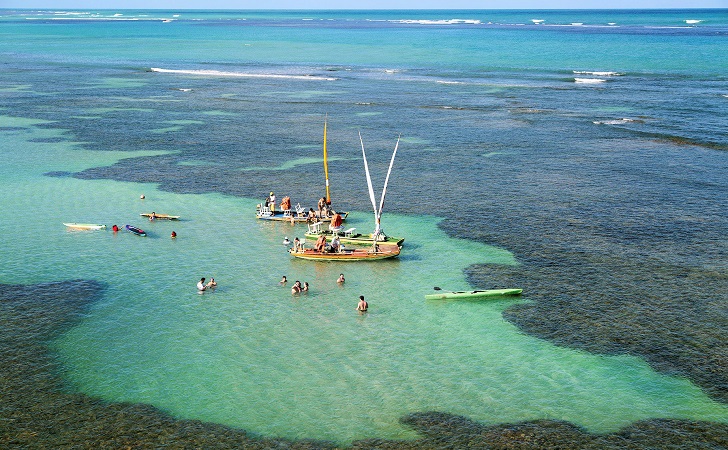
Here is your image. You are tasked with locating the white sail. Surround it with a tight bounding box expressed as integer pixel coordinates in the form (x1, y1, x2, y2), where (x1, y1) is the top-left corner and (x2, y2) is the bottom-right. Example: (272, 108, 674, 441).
(377, 135, 400, 219)
(359, 132, 399, 237)
(359, 131, 380, 233)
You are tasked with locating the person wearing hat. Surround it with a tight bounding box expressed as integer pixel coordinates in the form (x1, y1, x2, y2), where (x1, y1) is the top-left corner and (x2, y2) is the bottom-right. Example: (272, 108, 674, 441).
(268, 192, 276, 212)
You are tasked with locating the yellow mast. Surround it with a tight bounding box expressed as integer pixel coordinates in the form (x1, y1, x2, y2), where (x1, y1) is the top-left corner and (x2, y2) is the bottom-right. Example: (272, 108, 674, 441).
(323, 116, 331, 204)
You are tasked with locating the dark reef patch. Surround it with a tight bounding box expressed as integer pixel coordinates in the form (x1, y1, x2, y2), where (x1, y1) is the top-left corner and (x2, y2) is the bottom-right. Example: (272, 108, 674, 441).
(44, 171, 75, 178)
(465, 252, 728, 404)
(28, 137, 68, 143)
(2, 281, 727, 448)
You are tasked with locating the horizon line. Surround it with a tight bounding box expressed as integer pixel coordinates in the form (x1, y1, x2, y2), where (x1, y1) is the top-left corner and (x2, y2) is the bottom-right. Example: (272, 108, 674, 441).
(2, 7, 727, 10)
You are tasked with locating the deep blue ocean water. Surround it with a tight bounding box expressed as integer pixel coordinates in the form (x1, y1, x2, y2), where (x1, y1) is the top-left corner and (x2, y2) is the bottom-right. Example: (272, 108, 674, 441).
(1, 8, 727, 445)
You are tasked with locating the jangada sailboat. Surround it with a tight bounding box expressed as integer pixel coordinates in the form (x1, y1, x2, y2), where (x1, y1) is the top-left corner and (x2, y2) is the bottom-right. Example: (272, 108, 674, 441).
(290, 132, 402, 261)
(256, 117, 348, 223)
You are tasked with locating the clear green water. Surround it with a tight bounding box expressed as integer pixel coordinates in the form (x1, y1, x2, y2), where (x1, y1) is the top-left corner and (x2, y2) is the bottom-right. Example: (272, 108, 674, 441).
(2, 116, 727, 443)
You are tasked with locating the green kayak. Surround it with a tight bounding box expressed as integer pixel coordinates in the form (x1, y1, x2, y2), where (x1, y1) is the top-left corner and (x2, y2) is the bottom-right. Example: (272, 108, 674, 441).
(425, 289, 522, 300)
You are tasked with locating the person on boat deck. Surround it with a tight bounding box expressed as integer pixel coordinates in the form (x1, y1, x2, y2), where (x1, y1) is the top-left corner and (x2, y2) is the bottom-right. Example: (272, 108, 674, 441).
(337, 273, 345, 283)
(330, 213, 343, 230)
(293, 237, 302, 252)
(307, 208, 317, 223)
(291, 280, 302, 294)
(280, 196, 291, 212)
(317, 197, 328, 218)
(314, 234, 327, 252)
(268, 192, 276, 212)
(357, 295, 368, 312)
(280, 276, 288, 285)
(207, 278, 217, 288)
(197, 277, 207, 291)
(330, 236, 341, 253)
(303, 282, 309, 292)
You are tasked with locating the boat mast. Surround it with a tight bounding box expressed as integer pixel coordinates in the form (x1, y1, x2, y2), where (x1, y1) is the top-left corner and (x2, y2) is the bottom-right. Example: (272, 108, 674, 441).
(323, 115, 331, 204)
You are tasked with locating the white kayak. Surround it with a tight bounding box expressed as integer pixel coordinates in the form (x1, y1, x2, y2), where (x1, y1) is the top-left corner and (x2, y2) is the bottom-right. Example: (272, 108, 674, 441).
(63, 223, 106, 230)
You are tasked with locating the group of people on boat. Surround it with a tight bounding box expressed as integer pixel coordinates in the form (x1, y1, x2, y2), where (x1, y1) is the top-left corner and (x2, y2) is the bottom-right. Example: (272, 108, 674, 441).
(311, 234, 341, 253)
(263, 191, 338, 222)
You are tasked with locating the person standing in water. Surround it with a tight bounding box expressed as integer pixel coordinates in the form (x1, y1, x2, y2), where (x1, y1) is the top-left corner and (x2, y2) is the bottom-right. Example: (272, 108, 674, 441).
(197, 278, 207, 291)
(291, 280, 302, 294)
(337, 273, 345, 283)
(356, 295, 368, 312)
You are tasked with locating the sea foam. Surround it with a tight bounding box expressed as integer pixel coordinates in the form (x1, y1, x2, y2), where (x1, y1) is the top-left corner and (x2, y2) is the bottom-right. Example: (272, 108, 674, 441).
(573, 71, 624, 77)
(386, 19, 481, 25)
(593, 118, 640, 125)
(574, 78, 607, 84)
(150, 68, 337, 81)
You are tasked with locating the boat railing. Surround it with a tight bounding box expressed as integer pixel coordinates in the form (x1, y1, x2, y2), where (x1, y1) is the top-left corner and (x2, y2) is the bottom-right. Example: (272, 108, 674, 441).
(257, 205, 272, 217)
(308, 221, 323, 234)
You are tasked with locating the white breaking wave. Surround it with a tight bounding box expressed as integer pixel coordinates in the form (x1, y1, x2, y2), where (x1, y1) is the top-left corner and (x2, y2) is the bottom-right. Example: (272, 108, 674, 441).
(574, 78, 607, 84)
(593, 118, 639, 125)
(573, 71, 624, 76)
(150, 68, 337, 81)
(387, 19, 481, 25)
(436, 80, 465, 84)
(685, 19, 702, 24)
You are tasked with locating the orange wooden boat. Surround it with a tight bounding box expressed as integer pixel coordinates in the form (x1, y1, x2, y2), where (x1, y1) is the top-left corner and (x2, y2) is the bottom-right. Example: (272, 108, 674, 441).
(289, 244, 400, 261)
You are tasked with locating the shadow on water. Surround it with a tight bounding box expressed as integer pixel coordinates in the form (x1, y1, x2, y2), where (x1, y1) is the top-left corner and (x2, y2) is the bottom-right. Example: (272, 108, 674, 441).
(1, 280, 727, 448)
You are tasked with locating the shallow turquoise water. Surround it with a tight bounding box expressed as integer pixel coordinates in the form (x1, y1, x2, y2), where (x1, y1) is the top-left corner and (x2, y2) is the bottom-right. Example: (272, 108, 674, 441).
(2, 117, 727, 443)
(1, 7, 727, 445)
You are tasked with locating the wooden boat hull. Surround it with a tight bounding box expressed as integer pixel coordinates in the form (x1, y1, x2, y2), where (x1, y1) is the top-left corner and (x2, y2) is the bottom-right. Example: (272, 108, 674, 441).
(304, 230, 404, 246)
(257, 210, 348, 223)
(63, 223, 106, 230)
(425, 289, 522, 300)
(125, 224, 147, 237)
(140, 213, 180, 220)
(289, 245, 400, 261)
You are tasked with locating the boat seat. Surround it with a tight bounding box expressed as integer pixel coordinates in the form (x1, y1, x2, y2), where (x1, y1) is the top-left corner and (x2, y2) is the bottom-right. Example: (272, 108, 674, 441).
(282, 209, 292, 217)
(343, 228, 356, 237)
(295, 203, 306, 217)
(329, 224, 344, 235)
(257, 206, 272, 217)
